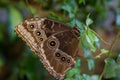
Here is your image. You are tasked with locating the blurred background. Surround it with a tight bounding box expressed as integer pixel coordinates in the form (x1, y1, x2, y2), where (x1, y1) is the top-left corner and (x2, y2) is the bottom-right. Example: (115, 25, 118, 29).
(0, 0, 120, 80)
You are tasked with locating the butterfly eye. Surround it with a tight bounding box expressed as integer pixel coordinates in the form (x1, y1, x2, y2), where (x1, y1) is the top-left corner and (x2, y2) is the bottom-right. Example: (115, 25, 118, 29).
(47, 38, 59, 49)
(55, 53, 60, 57)
(40, 38, 43, 41)
(30, 24, 34, 29)
(67, 59, 70, 63)
(50, 41, 56, 46)
(27, 23, 36, 31)
(36, 31, 41, 36)
(61, 57, 66, 61)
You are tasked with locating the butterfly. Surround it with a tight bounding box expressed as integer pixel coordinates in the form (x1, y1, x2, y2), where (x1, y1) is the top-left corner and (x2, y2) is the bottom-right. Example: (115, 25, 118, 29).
(14, 17, 80, 80)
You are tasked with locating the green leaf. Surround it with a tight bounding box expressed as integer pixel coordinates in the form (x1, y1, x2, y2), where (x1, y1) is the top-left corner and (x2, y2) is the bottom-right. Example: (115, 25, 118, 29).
(68, 19, 85, 31)
(100, 49, 109, 54)
(75, 59, 81, 68)
(81, 33, 89, 48)
(61, 4, 72, 13)
(75, 74, 83, 80)
(116, 10, 120, 27)
(65, 59, 81, 80)
(66, 68, 80, 78)
(91, 75, 99, 80)
(61, 3, 76, 19)
(82, 74, 92, 80)
(117, 54, 120, 64)
(83, 48, 92, 58)
(86, 16, 93, 26)
(87, 58, 95, 70)
(81, 27, 100, 52)
(115, 66, 120, 77)
(78, 0, 86, 4)
(81, 32, 96, 52)
(104, 58, 117, 78)
(69, 12, 74, 18)
(81, 28, 100, 52)
(87, 28, 100, 48)
(87, 28, 96, 42)
(85, 34, 96, 52)
(48, 12, 63, 21)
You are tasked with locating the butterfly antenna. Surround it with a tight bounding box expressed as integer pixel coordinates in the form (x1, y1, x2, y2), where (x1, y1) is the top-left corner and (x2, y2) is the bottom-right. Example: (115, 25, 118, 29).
(74, 13, 79, 29)
(75, 12, 82, 31)
(74, 13, 79, 28)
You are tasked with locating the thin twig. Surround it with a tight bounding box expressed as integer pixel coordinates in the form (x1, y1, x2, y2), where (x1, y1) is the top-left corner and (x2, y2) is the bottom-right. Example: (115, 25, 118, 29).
(99, 70, 104, 80)
(108, 32, 120, 57)
(98, 32, 120, 80)
(90, 29, 110, 45)
(94, 52, 103, 59)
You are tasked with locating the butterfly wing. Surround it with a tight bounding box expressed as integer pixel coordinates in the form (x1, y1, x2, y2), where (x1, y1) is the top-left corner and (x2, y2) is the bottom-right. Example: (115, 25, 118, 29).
(42, 31, 79, 79)
(14, 17, 80, 80)
(40, 18, 80, 79)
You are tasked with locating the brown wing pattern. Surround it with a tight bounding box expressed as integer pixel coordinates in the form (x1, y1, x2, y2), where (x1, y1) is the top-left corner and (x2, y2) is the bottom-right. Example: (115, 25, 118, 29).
(41, 18, 72, 37)
(14, 17, 80, 80)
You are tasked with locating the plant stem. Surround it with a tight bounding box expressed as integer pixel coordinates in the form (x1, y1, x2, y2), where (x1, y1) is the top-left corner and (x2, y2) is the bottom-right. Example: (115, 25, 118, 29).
(108, 32, 120, 57)
(99, 70, 104, 80)
(90, 29, 110, 45)
(98, 32, 120, 80)
(94, 52, 103, 59)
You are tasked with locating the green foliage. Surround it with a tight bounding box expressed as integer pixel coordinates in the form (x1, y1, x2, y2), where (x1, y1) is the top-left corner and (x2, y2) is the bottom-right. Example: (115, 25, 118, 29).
(0, 55, 4, 67)
(78, 0, 86, 5)
(100, 49, 109, 54)
(48, 12, 63, 21)
(61, 0, 78, 19)
(68, 18, 85, 30)
(61, 4, 75, 18)
(8, 5, 23, 41)
(117, 54, 120, 64)
(86, 14, 93, 27)
(65, 59, 98, 80)
(116, 10, 120, 27)
(87, 58, 95, 70)
(0, 0, 120, 80)
(104, 54, 120, 79)
(80, 16, 100, 53)
(104, 58, 117, 78)
(65, 59, 81, 78)
(95, 49, 109, 59)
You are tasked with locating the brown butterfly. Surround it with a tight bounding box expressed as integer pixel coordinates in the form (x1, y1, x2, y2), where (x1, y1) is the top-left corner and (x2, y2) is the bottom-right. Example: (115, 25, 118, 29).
(14, 17, 80, 80)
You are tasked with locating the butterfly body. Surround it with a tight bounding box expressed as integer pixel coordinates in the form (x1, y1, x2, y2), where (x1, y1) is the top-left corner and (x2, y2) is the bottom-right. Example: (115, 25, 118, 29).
(15, 17, 80, 80)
